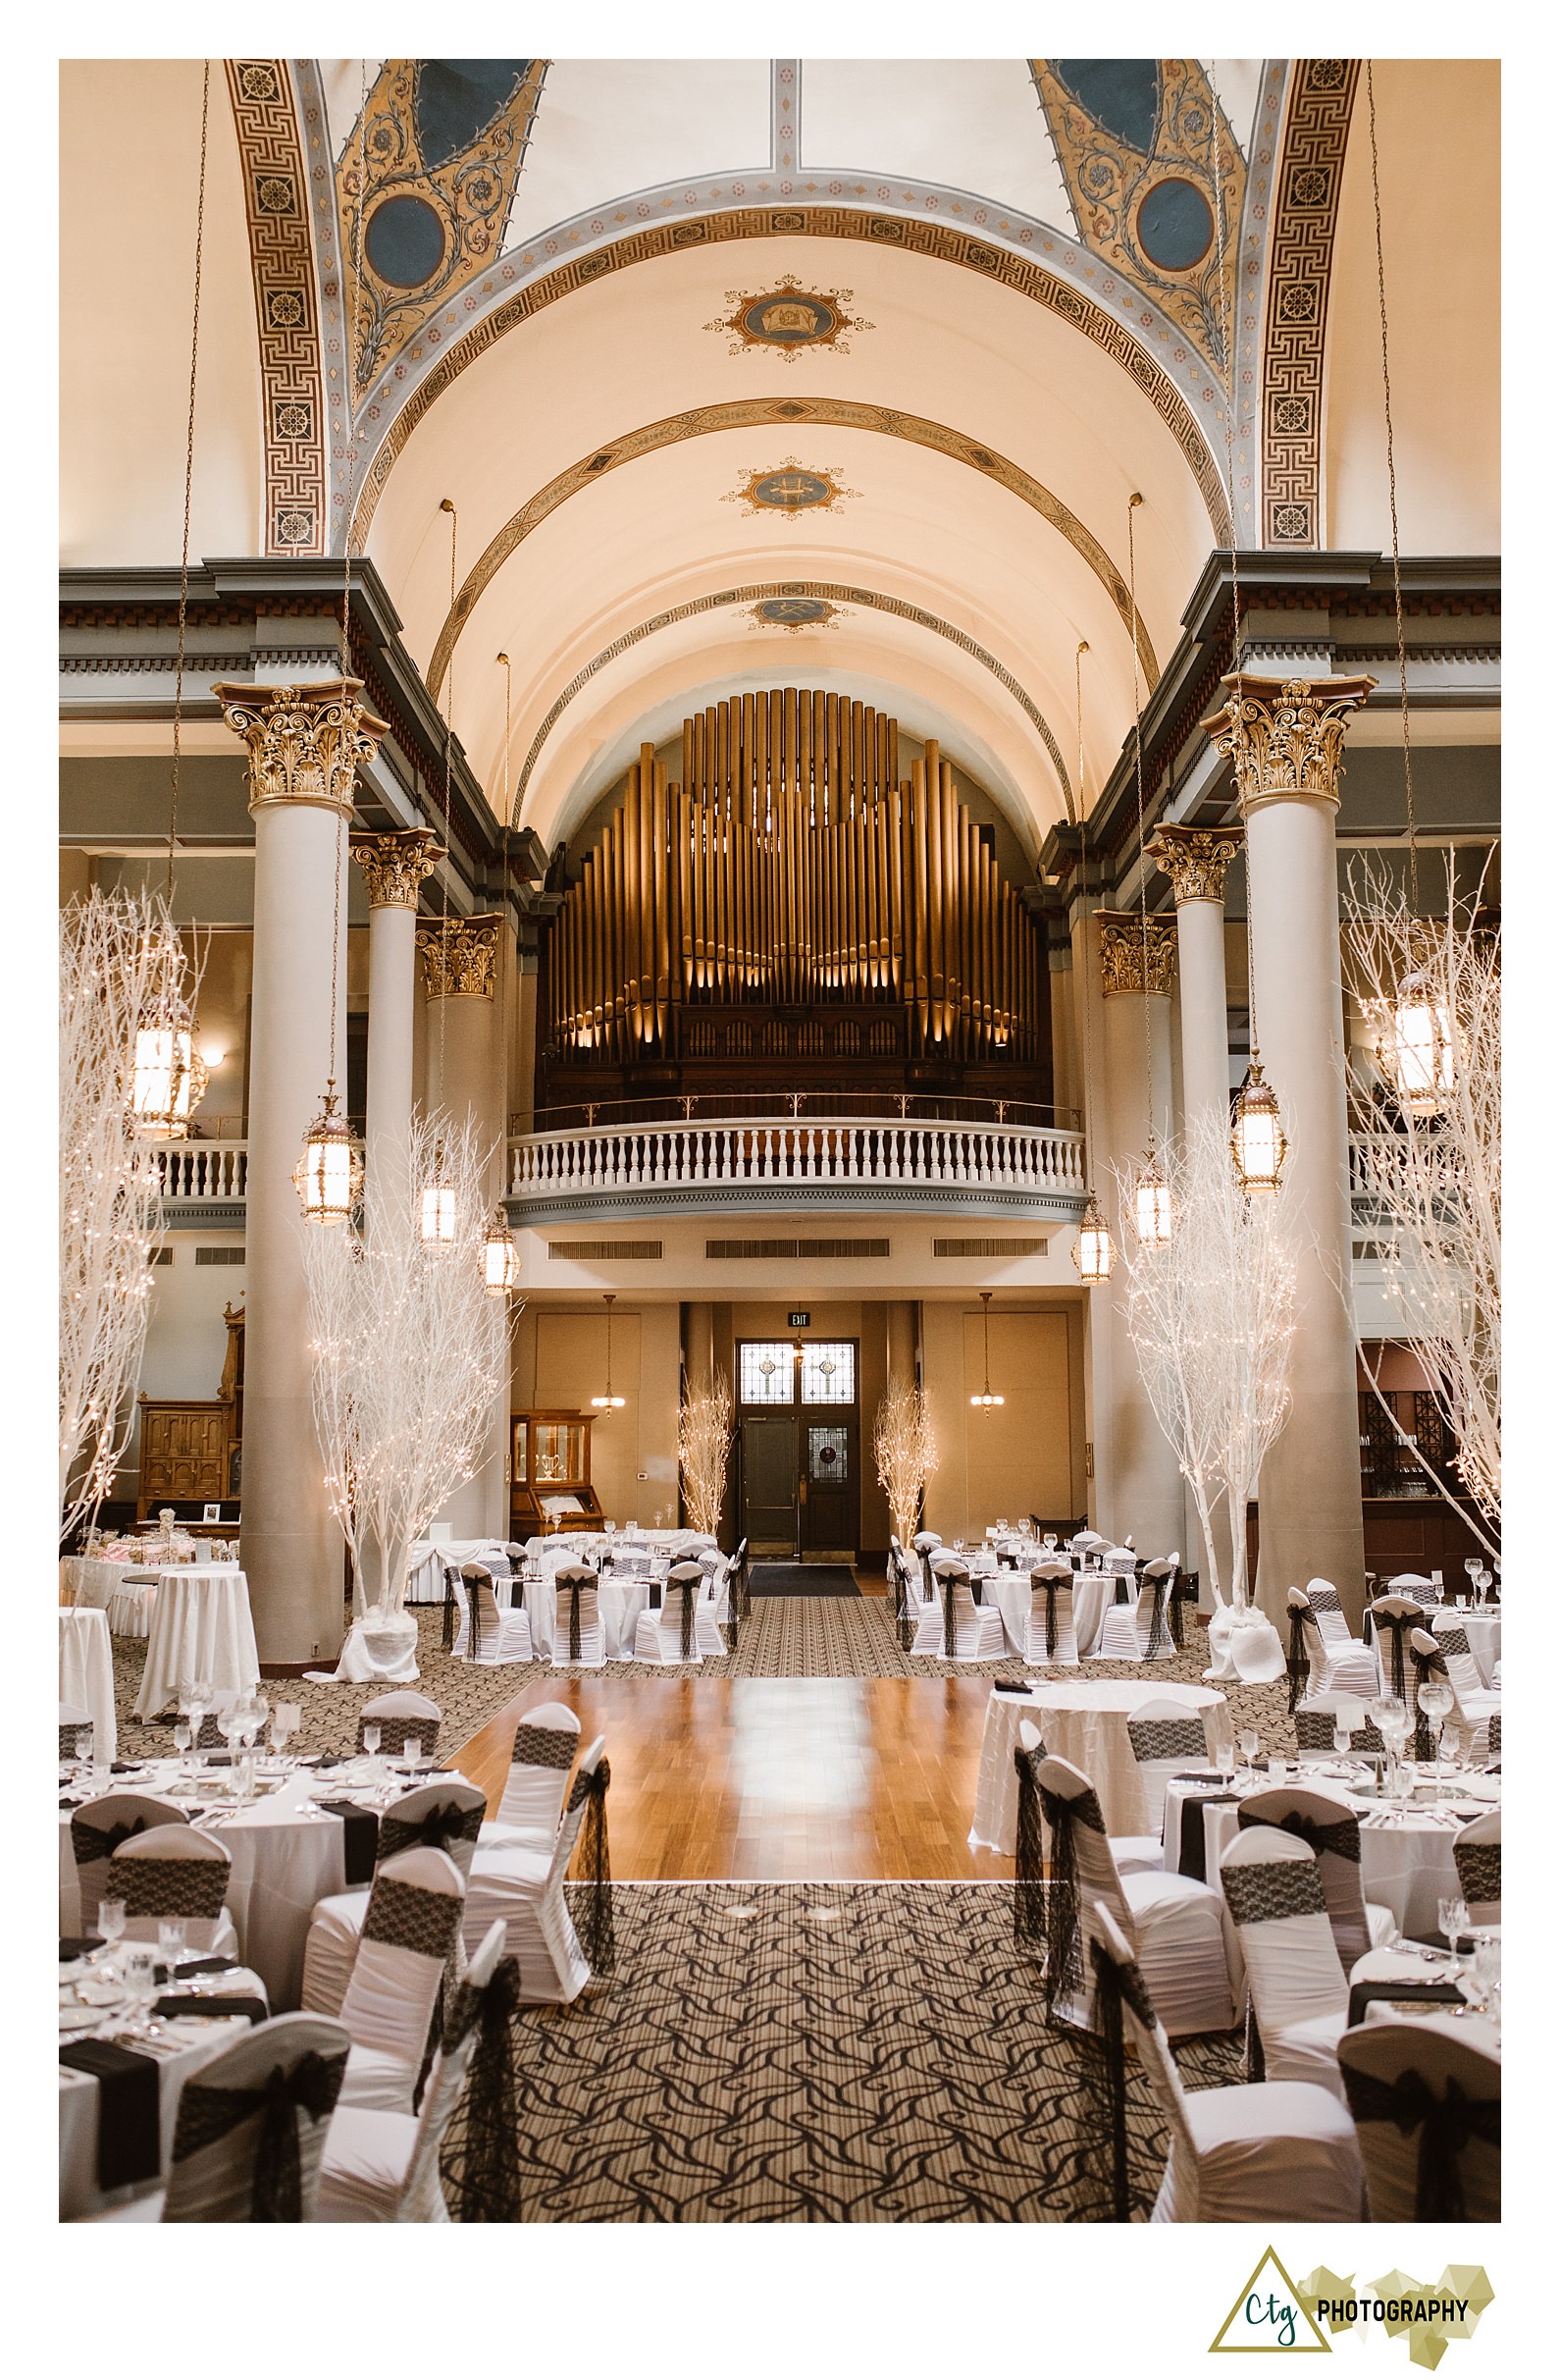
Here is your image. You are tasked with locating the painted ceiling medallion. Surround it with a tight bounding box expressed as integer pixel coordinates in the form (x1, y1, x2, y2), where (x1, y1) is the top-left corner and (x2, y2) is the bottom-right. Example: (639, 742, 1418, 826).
(747, 596, 843, 632)
(723, 458, 860, 524)
(707, 277, 870, 360)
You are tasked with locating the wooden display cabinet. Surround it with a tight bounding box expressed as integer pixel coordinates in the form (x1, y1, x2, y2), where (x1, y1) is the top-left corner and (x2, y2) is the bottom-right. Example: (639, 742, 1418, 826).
(510, 1408, 604, 1537)
(136, 1303, 245, 1519)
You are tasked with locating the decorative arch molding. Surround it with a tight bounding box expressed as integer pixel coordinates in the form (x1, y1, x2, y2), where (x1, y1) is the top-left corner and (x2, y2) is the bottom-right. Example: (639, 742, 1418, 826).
(1259, 59, 1359, 546)
(224, 60, 329, 555)
(427, 394, 1161, 703)
(512, 580, 1074, 830)
(344, 205, 1233, 549)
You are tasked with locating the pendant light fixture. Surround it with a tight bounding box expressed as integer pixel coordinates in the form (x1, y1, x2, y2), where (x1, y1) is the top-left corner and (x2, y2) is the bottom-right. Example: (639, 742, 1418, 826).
(969, 1292, 1006, 1412)
(1132, 1150, 1173, 1247)
(1068, 640, 1115, 1286)
(420, 1143, 457, 1245)
(1125, 492, 1173, 1243)
(1210, 56, 1289, 1196)
(136, 60, 211, 1144)
(483, 1210, 518, 1296)
(592, 1293, 627, 1413)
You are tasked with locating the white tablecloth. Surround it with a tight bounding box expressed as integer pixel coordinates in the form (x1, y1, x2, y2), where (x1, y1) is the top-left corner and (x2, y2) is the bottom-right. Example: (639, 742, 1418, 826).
(522, 1571, 652, 1661)
(59, 1975, 264, 2219)
(1346, 1946, 1501, 2058)
(1432, 1606, 1501, 1687)
(973, 1567, 1113, 1659)
(133, 1568, 260, 1719)
(969, 1678, 1226, 1852)
(60, 1558, 118, 1610)
(106, 1580, 160, 1638)
(60, 1609, 117, 1765)
(523, 1529, 716, 1565)
(405, 1539, 511, 1602)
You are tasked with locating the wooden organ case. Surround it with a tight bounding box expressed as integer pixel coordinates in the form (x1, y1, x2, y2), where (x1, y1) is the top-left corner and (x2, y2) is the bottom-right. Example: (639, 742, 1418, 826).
(539, 690, 1052, 1110)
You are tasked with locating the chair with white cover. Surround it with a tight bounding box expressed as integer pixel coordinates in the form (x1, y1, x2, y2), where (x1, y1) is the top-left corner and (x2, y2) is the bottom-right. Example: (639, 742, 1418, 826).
(300, 1780, 487, 2018)
(1292, 1692, 1383, 1763)
(1028, 1753, 1234, 2039)
(1368, 1594, 1424, 1705)
(1386, 1570, 1438, 1609)
(1097, 1558, 1180, 1661)
(110, 1825, 240, 1958)
(316, 1922, 508, 2223)
(335, 1844, 467, 2113)
(357, 1692, 442, 1762)
(911, 1554, 1005, 1660)
(89, 2014, 352, 2223)
(1118, 1700, 1222, 1877)
(1408, 1625, 1499, 1763)
(59, 1702, 94, 1763)
(911, 1530, 943, 1605)
(1337, 2024, 1499, 2220)
(1288, 1587, 1378, 1712)
(1022, 1564, 1078, 1666)
(1453, 1809, 1500, 1928)
(70, 1792, 186, 1929)
(1218, 1825, 1350, 2101)
(461, 1736, 611, 2002)
(1086, 1907, 1364, 2224)
(1302, 1578, 1358, 1648)
(551, 1564, 606, 1666)
(1235, 1786, 1396, 1970)
(478, 1703, 581, 1851)
(633, 1562, 724, 1663)
(453, 1566, 533, 1666)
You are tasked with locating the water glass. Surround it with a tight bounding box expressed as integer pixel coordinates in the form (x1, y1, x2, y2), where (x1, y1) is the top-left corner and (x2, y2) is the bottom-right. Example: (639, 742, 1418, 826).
(1239, 1728, 1260, 1773)
(271, 1702, 301, 1759)
(362, 1722, 382, 1779)
(1267, 1756, 1286, 1785)
(1332, 1719, 1355, 1758)
(122, 1944, 158, 2027)
(1438, 1894, 1471, 1965)
(74, 1727, 94, 1770)
(158, 1918, 186, 1970)
(1470, 1932, 1501, 2019)
(1216, 1741, 1236, 1785)
(97, 1898, 127, 1966)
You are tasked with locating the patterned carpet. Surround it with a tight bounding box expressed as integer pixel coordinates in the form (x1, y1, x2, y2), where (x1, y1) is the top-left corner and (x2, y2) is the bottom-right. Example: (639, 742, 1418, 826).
(110, 1594, 1299, 1762)
(515, 1880, 1240, 2221)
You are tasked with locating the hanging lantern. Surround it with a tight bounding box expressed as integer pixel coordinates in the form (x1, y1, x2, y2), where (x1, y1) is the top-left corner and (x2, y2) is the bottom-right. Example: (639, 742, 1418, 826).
(969, 1291, 1006, 1412)
(420, 1144, 457, 1245)
(131, 1002, 208, 1141)
(1230, 1060, 1288, 1195)
(1072, 1198, 1116, 1285)
(293, 1084, 361, 1225)
(483, 1208, 518, 1296)
(1385, 970, 1455, 1116)
(592, 1292, 626, 1413)
(1133, 1150, 1172, 1246)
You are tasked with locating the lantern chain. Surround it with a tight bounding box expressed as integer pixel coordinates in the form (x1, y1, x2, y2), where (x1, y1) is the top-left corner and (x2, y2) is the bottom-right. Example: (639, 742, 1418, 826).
(168, 61, 210, 908)
(1366, 59, 1419, 911)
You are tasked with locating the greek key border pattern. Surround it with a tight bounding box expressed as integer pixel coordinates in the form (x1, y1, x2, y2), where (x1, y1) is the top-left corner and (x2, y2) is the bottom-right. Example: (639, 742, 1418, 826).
(347, 208, 1231, 551)
(513, 581, 1071, 826)
(428, 396, 1160, 703)
(226, 61, 328, 556)
(1260, 60, 1359, 548)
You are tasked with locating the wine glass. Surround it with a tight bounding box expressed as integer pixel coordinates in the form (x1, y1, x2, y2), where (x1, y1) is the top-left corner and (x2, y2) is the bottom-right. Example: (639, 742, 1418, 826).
(74, 1726, 93, 1772)
(1043, 1533, 1058, 1554)
(121, 1944, 158, 2035)
(1438, 1894, 1471, 1970)
(96, 1897, 127, 1976)
(1239, 1727, 1260, 1776)
(158, 1917, 186, 1973)
(362, 1722, 382, 1781)
(401, 1729, 425, 1775)
(173, 1718, 192, 1772)
(270, 1702, 300, 1760)
(1332, 1716, 1355, 1761)
(1468, 1931, 1501, 2024)
(1416, 1679, 1454, 1786)
(1216, 1738, 1236, 1786)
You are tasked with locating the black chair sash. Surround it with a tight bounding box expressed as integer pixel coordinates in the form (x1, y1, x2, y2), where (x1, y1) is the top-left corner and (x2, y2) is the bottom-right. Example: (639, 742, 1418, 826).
(1236, 1806, 1366, 1966)
(441, 1561, 458, 1655)
(1127, 1718, 1207, 1765)
(1032, 1573, 1062, 1660)
(1222, 1858, 1329, 1929)
(564, 1580, 584, 1664)
(60, 1720, 92, 1762)
(437, 1955, 525, 2221)
(676, 1581, 696, 1662)
(72, 1813, 150, 1869)
(1454, 1841, 1500, 1905)
(1374, 1609, 1412, 1704)
(170, 2047, 348, 2221)
(461, 1567, 493, 1662)
(1035, 1779, 1107, 2024)
(1084, 1935, 1160, 2222)
(1340, 2064, 1500, 2222)
(511, 1724, 576, 1771)
(1141, 1570, 1174, 1660)
(1487, 1714, 1500, 1764)
(1169, 1575, 1198, 1650)
(114, 1853, 230, 1920)
(378, 1799, 485, 1864)
(357, 1712, 441, 1758)
(939, 1571, 960, 1658)
(361, 1875, 462, 1961)
(1295, 1708, 1386, 1755)
(569, 1758, 614, 1976)
(1409, 1640, 1450, 1761)
(1013, 1740, 1049, 1950)
(1286, 1604, 1314, 1712)
(1237, 1804, 1361, 1863)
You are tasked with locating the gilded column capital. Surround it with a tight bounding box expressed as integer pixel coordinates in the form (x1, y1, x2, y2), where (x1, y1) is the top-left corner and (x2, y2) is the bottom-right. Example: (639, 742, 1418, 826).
(1200, 671, 1376, 817)
(351, 827, 444, 910)
(1095, 910, 1177, 998)
(1145, 821, 1244, 907)
(213, 678, 390, 818)
(417, 914, 503, 999)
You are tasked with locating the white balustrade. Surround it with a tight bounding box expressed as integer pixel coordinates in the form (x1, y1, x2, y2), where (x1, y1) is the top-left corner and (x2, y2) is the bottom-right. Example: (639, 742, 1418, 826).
(154, 1141, 249, 1203)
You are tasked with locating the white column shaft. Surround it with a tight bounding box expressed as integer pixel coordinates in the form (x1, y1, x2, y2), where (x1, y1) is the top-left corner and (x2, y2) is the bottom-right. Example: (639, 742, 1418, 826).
(1174, 897, 1231, 1134)
(364, 900, 416, 1235)
(426, 990, 506, 1538)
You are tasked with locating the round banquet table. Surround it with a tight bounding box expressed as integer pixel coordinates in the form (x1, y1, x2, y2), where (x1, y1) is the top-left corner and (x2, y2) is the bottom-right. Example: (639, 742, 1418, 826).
(60, 1558, 118, 1610)
(1431, 1605, 1501, 1688)
(969, 1677, 1227, 1852)
(132, 1566, 260, 1719)
(972, 1565, 1113, 1660)
(59, 1608, 118, 1765)
(59, 1974, 264, 2220)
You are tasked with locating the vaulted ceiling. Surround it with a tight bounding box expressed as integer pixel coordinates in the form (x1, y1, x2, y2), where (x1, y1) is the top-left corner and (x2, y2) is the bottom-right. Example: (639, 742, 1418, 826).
(60, 58, 1499, 861)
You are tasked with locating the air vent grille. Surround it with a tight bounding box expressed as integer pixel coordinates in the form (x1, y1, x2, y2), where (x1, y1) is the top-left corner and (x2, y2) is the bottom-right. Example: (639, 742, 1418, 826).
(546, 1240, 663, 1260)
(153, 1247, 175, 1266)
(194, 1246, 245, 1266)
(933, 1237, 1049, 1256)
(705, 1238, 891, 1259)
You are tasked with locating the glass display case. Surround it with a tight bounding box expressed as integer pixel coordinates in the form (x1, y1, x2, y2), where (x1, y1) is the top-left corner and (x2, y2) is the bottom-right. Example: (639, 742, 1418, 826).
(510, 1408, 604, 1537)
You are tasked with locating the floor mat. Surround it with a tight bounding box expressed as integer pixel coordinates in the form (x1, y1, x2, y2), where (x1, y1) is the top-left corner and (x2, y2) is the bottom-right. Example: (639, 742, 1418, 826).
(749, 1563, 859, 1596)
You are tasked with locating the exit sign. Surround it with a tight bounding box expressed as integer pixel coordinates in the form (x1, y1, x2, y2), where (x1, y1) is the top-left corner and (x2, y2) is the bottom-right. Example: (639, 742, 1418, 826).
(788, 1310, 810, 1329)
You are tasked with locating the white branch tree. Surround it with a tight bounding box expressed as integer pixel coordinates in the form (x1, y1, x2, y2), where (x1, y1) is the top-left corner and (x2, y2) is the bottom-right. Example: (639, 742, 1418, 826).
(304, 1112, 510, 1614)
(1113, 1111, 1297, 1611)
(678, 1369, 734, 1538)
(873, 1375, 939, 1547)
(1343, 861, 1500, 1547)
(59, 890, 197, 1542)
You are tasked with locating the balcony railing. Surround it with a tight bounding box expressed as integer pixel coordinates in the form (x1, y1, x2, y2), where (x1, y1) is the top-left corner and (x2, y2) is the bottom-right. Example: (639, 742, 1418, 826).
(153, 1141, 248, 1204)
(506, 1116, 1089, 1218)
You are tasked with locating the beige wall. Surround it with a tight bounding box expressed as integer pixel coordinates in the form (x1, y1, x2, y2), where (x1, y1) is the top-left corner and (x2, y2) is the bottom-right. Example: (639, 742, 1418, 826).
(122, 1231, 246, 1497)
(921, 1299, 1086, 1541)
(509, 1301, 682, 1527)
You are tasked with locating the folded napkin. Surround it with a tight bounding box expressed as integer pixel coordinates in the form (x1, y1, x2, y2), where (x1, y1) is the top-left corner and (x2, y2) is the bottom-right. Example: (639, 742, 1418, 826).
(1175, 1791, 1240, 1883)
(109, 1762, 142, 1775)
(58, 2038, 162, 2190)
(59, 1935, 105, 1962)
(153, 1992, 267, 2027)
(317, 1799, 378, 1884)
(1347, 1978, 1467, 2029)
(994, 1679, 1033, 1696)
(174, 1954, 236, 1979)
(1170, 1769, 1222, 1783)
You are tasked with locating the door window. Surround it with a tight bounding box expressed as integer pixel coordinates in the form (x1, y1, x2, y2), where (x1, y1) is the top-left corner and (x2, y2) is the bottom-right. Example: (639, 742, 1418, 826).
(808, 1425, 849, 1483)
(739, 1341, 795, 1404)
(800, 1343, 855, 1404)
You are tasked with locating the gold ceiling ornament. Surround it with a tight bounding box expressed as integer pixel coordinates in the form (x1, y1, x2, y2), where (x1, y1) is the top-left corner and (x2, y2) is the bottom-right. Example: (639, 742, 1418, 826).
(722, 456, 861, 523)
(1144, 820, 1243, 906)
(213, 679, 390, 818)
(350, 826, 445, 909)
(416, 915, 502, 1000)
(745, 596, 844, 633)
(706, 277, 871, 359)
(1095, 911, 1177, 998)
(1200, 672, 1377, 817)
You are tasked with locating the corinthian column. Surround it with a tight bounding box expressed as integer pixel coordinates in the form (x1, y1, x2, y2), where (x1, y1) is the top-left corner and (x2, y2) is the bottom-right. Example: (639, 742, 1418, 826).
(418, 914, 508, 1538)
(1090, 911, 1183, 1559)
(1203, 673, 1376, 1623)
(350, 829, 442, 1236)
(214, 679, 387, 1666)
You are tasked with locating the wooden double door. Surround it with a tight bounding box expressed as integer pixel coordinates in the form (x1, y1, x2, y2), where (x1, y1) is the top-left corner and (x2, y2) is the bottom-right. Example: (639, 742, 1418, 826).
(738, 1338, 858, 1560)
